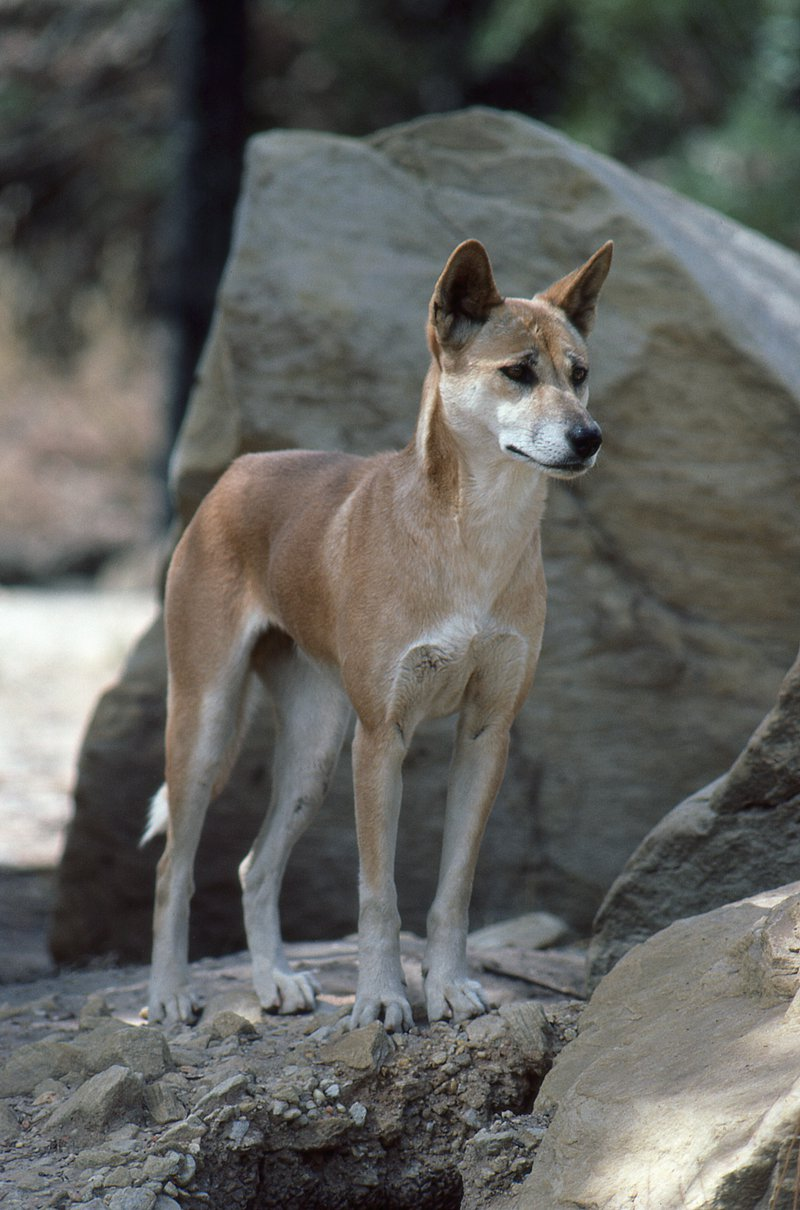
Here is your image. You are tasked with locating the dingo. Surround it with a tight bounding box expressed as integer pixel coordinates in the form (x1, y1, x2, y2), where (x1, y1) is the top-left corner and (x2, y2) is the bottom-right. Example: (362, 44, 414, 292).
(143, 238, 612, 1031)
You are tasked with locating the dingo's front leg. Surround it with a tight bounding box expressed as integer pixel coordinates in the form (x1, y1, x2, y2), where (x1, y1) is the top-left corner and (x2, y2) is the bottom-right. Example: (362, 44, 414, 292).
(424, 714, 511, 1023)
(350, 721, 413, 1032)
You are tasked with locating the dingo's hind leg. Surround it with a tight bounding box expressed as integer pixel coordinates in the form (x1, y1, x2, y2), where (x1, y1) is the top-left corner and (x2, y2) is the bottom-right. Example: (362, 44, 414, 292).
(241, 632, 350, 1014)
(148, 616, 259, 1024)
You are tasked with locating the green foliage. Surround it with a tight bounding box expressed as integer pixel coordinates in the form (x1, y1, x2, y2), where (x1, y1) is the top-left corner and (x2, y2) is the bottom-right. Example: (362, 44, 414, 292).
(263, 0, 800, 250)
(470, 0, 800, 248)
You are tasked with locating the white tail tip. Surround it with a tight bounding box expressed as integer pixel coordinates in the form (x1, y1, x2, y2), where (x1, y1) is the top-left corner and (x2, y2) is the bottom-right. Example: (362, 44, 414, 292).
(140, 785, 169, 848)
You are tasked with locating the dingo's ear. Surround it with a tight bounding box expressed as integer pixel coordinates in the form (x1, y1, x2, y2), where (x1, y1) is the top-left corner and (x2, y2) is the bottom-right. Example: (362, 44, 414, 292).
(429, 240, 503, 352)
(540, 241, 613, 337)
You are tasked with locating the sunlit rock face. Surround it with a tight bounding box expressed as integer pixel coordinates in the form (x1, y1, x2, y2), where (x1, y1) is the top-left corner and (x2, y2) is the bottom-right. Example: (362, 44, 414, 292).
(508, 883, 800, 1210)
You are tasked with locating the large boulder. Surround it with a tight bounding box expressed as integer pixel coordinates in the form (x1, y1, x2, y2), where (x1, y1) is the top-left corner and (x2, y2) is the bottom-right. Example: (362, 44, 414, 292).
(501, 883, 800, 1209)
(588, 643, 800, 985)
(53, 107, 800, 964)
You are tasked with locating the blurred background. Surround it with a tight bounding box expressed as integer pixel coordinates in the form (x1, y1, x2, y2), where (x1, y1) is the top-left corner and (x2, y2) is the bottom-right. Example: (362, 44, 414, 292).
(1, 0, 799, 977)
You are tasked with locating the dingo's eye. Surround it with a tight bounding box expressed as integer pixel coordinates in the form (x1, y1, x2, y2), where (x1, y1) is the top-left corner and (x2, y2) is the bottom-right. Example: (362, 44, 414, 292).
(501, 362, 536, 386)
(571, 363, 588, 386)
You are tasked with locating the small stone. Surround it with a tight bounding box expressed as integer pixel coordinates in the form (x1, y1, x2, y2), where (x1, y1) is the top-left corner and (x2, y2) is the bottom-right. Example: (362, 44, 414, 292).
(207, 1010, 259, 1040)
(103, 1166, 137, 1188)
(349, 1101, 367, 1126)
(153, 1197, 182, 1210)
(0, 1101, 20, 1141)
(78, 994, 113, 1029)
(79, 1140, 139, 1167)
(464, 1012, 508, 1047)
(32, 1080, 66, 1106)
(175, 1152, 196, 1185)
(143, 1080, 185, 1125)
(227, 1117, 250, 1144)
(107, 1193, 157, 1210)
(194, 1073, 249, 1113)
(142, 1152, 181, 1181)
(200, 988, 264, 1027)
(498, 1000, 550, 1058)
(153, 1113, 207, 1149)
(319, 1021, 394, 1071)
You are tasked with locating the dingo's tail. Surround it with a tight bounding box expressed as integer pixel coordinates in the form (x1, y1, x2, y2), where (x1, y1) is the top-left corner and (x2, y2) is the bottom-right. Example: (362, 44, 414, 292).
(140, 785, 169, 847)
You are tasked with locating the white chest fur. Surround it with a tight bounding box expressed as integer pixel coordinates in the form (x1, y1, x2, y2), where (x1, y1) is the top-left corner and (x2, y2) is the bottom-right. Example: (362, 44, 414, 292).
(389, 616, 530, 729)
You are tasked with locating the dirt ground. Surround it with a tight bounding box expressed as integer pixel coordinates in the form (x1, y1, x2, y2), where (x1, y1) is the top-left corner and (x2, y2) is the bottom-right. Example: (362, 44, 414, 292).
(0, 585, 158, 982)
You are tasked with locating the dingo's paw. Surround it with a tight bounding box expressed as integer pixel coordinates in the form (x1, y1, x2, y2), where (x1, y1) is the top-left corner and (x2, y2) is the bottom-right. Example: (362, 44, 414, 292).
(147, 985, 201, 1025)
(425, 975, 488, 1023)
(256, 968, 320, 1015)
(350, 989, 413, 1033)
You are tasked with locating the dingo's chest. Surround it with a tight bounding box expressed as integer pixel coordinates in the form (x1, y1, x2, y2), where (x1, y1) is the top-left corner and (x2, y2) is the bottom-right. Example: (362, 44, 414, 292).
(389, 618, 531, 725)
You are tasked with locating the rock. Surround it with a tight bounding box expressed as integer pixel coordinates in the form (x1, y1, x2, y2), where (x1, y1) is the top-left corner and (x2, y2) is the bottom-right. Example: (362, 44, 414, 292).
(319, 1021, 395, 1071)
(152, 1198, 181, 1210)
(78, 993, 113, 1028)
(74, 1139, 140, 1169)
(504, 883, 800, 1209)
(589, 645, 800, 984)
(54, 107, 800, 965)
(472, 946, 587, 998)
(74, 1021, 172, 1080)
(193, 1073, 249, 1114)
(0, 1102, 20, 1141)
(496, 1002, 550, 1061)
(200, 987, 264, 1027)
(107, 1192, 156, 1210)
(155, 1114, 207, 1149)
(45, 1065, 144, 1139)
(0, 1039, 85, 1096)
(206, 1010, 259, 1041)
(468, 912, 569, 952)
(142, 1080, 185, 1125)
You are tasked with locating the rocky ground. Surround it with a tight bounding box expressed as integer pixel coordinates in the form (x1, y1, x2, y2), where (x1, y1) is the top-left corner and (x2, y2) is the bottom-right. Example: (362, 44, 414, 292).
(0, 935, 586, 1210)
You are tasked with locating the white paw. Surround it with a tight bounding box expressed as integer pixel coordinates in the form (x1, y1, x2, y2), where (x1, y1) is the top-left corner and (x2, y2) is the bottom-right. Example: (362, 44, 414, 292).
(147, 986, 201, 1025)
(256, 968, 320, 1015)
(425, 976, 488, 1024)
(350, 989, 414, 1033)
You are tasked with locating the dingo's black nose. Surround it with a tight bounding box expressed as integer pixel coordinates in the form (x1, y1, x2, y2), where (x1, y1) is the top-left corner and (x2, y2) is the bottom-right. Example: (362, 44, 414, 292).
(568, 421, 602, 460)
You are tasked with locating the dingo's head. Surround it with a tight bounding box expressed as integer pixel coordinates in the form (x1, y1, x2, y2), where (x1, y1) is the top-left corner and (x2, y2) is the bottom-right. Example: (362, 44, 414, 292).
(428, 240, 612, 479)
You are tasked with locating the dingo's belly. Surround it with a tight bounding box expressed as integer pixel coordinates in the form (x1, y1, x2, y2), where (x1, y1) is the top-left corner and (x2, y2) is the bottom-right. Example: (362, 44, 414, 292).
(390, 620, 530, 726)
